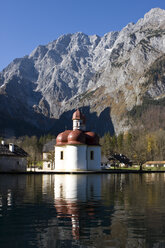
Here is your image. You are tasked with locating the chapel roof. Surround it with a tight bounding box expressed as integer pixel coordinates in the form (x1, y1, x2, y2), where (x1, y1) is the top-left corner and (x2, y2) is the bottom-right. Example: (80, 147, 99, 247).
(68, 130, 86, 145)
(56, 130, 100, 146)
(56, 109, 99, 146)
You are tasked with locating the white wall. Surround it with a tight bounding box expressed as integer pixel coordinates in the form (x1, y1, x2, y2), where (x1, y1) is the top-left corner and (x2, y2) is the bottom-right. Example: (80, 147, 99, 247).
(66, 145, 87, 171)
(55, 145, 101, 172)
(43, 161, 54, 170)
(55, 146, 66, 171)
(43, 152, 48, 160)
(87, 146, 101, 171)
(0, 156, 27, 172)
(55, 145, 87, 172)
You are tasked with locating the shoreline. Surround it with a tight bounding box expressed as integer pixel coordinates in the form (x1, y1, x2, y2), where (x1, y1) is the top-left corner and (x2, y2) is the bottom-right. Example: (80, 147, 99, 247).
(0, 169, 165, 174)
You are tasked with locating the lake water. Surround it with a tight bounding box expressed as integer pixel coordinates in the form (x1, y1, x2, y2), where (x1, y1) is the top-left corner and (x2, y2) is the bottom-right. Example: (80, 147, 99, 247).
(0, 173, 165, 248)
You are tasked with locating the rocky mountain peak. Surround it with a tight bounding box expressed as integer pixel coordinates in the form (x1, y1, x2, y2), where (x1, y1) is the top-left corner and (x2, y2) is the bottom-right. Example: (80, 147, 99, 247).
(136, 8, 165, 29)
(0, 8, 165, 137)
(144, 7, 165, 20)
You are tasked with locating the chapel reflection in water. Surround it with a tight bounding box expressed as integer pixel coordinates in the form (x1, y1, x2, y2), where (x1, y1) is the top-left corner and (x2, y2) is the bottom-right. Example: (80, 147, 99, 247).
(43, 174, 102, 240)
(0, 174, 165, 248)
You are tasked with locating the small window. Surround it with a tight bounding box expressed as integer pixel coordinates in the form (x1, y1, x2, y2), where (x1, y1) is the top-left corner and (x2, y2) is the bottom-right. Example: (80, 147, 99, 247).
(90, 151, 94, 160)
(48, 163, 50, 168)
(60, 151, 64, 160)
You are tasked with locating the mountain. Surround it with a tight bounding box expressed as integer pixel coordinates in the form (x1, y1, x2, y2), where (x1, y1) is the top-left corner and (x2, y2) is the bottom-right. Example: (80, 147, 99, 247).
(0, 8, 165, 137)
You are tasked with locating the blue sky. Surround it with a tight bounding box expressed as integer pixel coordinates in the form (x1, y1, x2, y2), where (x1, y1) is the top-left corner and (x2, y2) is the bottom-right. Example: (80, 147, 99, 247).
(0, 0, 165, 71)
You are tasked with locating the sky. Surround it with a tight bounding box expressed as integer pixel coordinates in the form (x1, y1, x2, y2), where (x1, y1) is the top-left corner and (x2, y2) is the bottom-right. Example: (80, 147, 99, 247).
(0, 0, 165, 71)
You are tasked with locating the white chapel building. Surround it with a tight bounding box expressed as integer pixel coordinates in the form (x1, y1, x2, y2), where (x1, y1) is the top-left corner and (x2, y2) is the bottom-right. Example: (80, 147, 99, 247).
(55, 109, 101, 172)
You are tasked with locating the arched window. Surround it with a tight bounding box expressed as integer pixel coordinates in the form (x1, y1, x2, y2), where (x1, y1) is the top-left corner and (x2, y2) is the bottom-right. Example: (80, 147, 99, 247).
(90, 151, 94, 160)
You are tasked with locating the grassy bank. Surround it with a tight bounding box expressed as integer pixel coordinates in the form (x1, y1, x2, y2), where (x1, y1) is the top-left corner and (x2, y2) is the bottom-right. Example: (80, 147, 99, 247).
(107, 166, 165, 172)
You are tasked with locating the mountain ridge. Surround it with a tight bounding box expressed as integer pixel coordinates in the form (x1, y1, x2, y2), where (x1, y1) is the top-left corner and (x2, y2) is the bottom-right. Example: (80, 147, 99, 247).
(0, 8, 165, 137)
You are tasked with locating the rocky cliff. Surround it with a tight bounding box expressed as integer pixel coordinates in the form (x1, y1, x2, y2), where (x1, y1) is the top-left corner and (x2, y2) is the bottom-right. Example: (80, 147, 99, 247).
(0, 8, 165, 137)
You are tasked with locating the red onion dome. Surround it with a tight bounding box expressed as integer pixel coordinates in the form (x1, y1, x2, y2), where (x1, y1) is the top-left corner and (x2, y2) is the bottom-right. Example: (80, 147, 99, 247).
(85, 132, 100, 145)
(56, 130, 72, 145)
(68, 130, 86, 145)
(72, 109, 86, 122)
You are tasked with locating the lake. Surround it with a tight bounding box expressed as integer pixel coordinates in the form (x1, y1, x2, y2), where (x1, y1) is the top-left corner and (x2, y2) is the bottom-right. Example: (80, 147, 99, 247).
(0, 173, 165, 248)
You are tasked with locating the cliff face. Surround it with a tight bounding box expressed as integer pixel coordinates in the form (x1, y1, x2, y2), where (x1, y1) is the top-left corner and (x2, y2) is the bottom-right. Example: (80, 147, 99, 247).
(0, 8, 165, 136)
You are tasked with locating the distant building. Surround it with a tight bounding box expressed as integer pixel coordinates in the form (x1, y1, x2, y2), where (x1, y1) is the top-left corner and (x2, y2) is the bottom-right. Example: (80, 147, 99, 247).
(0, 141, 28, 172)
(101, 155, 111, 169)
(42, 139, 56, 170)
(144, 161, 165, 168)
(55, 109, 101, 172)
(108, 153, 132, 167)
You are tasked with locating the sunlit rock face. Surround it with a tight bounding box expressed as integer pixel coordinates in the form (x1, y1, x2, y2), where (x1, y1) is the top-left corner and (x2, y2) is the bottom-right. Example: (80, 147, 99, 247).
(0, 8, 165, 136)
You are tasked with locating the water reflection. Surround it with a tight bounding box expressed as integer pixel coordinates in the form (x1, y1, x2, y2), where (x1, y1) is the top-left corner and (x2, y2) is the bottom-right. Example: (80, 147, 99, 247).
(0, 175, 26, 210)
(54, 175, 101, 240)
(0, 174, 165, 247)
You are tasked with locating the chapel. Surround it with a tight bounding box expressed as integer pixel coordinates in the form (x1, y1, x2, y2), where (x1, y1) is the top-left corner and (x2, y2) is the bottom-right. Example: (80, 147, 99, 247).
(55, 109, 101, 171)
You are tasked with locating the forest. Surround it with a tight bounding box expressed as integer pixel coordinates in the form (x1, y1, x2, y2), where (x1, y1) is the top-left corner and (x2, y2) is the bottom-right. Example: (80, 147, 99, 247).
(100, 129, 165, 165)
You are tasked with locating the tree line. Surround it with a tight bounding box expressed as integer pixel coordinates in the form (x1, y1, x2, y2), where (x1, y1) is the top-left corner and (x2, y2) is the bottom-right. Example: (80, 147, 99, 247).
(2, 128, 165, 167)
(100, 129, 165, 165)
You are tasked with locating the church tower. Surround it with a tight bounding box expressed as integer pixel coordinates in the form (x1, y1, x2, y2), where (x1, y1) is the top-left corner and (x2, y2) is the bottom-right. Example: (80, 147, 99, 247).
(72, 109, 86, 131)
